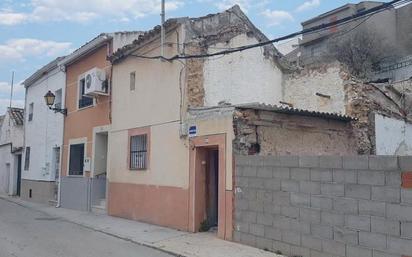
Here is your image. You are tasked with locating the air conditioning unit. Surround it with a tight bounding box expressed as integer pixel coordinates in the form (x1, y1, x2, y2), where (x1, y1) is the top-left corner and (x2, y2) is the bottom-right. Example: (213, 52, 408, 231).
(83, 68, 108, 96)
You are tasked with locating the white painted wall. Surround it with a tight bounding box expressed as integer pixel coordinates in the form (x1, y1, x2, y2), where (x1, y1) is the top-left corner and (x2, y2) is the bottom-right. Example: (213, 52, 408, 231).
(375, 114, 412, 155)
(283, 62, 346, 114)
(203, 34, 283, 106)
(0, 110, 24, 195)
(23, 67, 65, 182)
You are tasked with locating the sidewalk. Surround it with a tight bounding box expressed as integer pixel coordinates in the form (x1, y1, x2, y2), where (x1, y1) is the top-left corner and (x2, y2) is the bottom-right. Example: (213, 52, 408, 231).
(1, 196, 282, 257)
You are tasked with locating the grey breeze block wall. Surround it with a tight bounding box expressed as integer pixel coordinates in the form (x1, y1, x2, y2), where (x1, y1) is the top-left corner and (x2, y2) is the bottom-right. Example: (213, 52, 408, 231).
(234, 155, 412, 257)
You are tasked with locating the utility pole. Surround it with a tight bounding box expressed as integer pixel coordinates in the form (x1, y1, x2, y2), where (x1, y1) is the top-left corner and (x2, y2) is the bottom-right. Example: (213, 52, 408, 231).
(160, 0, 165, 58)
(9, 71, 14, 109)
(8, 71, 14, 126)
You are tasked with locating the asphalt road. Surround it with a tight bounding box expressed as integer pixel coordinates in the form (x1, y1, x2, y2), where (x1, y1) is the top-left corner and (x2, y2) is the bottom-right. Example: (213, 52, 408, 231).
(0, 198, 173, 257)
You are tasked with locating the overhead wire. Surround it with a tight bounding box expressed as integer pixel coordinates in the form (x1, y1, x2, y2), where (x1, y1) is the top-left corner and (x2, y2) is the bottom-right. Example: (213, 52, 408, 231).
(130, 0, 410, 61)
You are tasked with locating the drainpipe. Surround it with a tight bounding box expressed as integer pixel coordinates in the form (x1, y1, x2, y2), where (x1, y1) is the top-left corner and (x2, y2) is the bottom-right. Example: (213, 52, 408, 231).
(56, 65, 66, 208)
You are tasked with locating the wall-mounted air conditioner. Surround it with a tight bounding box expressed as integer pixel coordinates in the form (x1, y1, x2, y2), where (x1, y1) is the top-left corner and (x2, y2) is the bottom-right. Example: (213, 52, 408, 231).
(84, 68, 108, 96)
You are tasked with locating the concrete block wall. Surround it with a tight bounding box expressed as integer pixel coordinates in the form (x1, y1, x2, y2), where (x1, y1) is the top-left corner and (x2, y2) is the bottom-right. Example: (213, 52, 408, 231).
(234, 155, 412, 257)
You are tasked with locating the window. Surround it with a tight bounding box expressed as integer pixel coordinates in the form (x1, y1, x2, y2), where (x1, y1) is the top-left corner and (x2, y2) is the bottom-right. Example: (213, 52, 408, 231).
(28, 103, 34, 121)
(69, 143, 84, 176)
(130, 71, 136, 91)
(54, 89, 62, 109)
(130, 134, 148, 170)
(24, 147, 30, 170)
(78, 78, 93, 109)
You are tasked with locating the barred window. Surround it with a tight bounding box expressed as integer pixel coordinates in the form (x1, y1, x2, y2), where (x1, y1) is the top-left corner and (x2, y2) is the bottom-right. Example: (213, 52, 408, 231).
(130, 134, 147, 170)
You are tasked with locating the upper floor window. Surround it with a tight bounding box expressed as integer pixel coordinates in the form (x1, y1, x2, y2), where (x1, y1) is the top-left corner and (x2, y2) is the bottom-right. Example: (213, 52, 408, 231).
(130, 71, 136, 91)
(78, 77, 93, 109)
(54, 89, 62, 109)
(28, 103, 34, 121)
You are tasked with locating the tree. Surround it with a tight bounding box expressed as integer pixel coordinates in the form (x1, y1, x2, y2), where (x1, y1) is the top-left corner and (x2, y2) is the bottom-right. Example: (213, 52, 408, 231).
(327, 28, 396, 79)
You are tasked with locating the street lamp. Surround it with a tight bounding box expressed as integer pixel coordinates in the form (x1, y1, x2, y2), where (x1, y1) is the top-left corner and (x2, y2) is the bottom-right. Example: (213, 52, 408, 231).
(44, 90, 67, 115)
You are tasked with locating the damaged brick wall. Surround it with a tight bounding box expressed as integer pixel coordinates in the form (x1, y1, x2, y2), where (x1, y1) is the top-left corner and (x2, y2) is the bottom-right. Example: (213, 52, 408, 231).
(285, 61, 412, 154)
(183, 5, 286, 109)
(233, 109, 357, 156)
(345, 79, 412, 154)
(185, 43, 205, 107)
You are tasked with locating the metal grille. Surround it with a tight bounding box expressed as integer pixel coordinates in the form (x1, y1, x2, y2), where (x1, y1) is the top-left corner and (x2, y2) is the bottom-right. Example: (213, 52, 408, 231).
(78, 97, 93, 108)
(130, 134, 147, 170)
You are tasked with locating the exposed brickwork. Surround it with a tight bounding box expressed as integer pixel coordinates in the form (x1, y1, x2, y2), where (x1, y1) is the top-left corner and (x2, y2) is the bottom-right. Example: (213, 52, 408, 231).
(234, 155, 412, 257)
(233, 109, 356, 156)
(402, 172, 412, 189)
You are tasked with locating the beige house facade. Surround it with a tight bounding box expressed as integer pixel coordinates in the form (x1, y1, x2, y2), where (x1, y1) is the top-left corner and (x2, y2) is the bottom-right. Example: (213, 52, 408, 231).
(107, 5, 357, 240)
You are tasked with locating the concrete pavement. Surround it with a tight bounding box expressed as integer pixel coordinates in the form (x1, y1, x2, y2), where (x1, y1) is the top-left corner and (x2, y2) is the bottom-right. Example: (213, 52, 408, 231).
(0, 197, 173, 257)
(0, 196, 283, 257)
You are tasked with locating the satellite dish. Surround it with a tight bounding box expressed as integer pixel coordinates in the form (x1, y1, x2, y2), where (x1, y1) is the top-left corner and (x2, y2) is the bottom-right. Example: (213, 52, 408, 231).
(86, 74, 92, 89)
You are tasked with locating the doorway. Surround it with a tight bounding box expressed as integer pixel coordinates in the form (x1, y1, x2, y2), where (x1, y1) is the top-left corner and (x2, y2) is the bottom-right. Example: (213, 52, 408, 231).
(195, 147, 219, 232)
(206, 148, 219, 228)
(16, 155, 22, 196)
(189, 134, 232, 240)
(93, 132, 108, 177)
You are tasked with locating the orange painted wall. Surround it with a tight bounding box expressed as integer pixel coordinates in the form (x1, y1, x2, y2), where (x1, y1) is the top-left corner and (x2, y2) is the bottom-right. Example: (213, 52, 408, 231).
(61, 44, 111, 177)
(108, 182, 189, 231)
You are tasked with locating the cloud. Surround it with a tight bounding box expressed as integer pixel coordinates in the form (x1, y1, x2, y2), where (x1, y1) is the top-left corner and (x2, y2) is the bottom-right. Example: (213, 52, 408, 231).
(296, 0, 321, 12)
(262, 9, 294, 27)
(0, 38, 72, 64)
(0, 0, 184, 25)
(0, 11, 28, 25)
(198, 0, 268, 12)
(0, 98, 24, 115)
(0, 81, 25, 95)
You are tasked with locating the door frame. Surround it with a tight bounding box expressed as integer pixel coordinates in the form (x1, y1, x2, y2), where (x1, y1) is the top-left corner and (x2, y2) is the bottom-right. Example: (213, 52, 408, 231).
(189, 134, 231, 239)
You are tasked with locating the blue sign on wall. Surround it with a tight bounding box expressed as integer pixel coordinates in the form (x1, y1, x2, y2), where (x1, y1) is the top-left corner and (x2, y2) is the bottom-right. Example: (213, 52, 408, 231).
(189, 125, 197, 138)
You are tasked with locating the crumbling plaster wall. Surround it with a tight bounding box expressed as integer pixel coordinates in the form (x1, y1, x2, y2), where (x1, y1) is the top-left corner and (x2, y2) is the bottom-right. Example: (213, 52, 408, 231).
(233, 109, 356, 156)
(203, 34, 283, 106)
(183, 5, 284, 108)
(345, 79, 412, 154)
(375, 114, 412, 155)
(283, 62, 348, 114)
(284, 61, 412, 154)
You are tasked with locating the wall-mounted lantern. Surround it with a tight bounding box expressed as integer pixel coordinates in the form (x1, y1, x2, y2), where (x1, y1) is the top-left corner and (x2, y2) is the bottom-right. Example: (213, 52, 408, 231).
(44, 90, 67, 115)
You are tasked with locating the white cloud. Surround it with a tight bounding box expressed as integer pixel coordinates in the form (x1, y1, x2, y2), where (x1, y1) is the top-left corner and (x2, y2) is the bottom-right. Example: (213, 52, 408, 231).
(296, 0, 321, 12)
(0, 81, 25, 95)
(0, 98, 24, 116)
(262, 9, 294, 27)
(0, 38, 72, 64)
(198, 0, 268, 12)
(0, 11, 28, 25)
(0, 0, 184, 25)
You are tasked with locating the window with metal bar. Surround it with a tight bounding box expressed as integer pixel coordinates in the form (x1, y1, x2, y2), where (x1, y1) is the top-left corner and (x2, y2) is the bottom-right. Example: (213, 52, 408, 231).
(130, 134, 147, 170)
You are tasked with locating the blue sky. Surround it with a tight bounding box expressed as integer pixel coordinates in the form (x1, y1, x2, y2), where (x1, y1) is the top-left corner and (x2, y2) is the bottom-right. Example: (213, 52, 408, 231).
(0, 0, 369, 114)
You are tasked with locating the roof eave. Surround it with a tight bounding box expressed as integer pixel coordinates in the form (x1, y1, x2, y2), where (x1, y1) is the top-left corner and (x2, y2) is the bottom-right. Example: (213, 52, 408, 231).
(23, 58, 61, 88)
(59, 35, 112, 67)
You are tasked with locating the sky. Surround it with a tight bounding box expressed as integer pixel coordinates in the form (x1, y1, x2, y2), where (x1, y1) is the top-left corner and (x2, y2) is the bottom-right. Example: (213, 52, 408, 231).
(0, 0, 371, 115)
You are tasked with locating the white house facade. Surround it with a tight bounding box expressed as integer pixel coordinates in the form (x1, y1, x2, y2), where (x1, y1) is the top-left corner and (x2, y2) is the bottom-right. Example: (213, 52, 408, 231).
(22, 57, 66, 204)
(0, 108, 24, 196)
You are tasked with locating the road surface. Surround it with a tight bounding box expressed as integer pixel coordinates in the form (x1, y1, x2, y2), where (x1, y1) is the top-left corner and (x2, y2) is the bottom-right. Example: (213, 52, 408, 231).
(0, 198, 173, 257)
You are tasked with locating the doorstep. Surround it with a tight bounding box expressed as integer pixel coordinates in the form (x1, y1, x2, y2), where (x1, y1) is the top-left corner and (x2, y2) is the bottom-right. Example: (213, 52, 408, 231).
(0, 196, 283, 257)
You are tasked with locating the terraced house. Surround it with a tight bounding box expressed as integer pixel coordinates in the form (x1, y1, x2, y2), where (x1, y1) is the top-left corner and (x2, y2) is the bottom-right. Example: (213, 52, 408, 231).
(57, 32, 141, 212)
(106, 5, 357, 240)
(22, 57, 65, 204)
